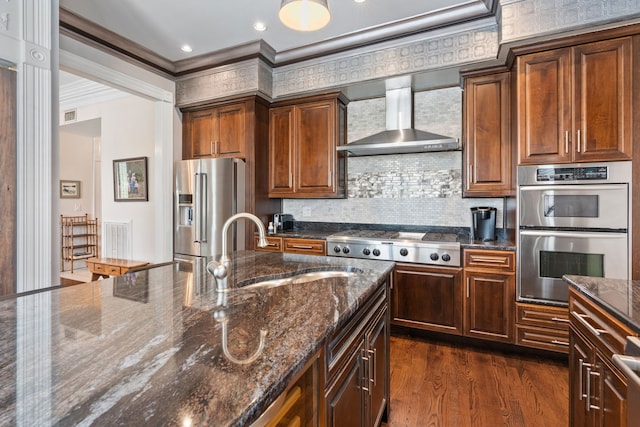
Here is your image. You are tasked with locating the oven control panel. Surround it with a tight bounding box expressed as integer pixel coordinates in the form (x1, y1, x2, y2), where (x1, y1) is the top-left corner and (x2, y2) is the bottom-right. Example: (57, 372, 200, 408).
(536, 166, 608, 182)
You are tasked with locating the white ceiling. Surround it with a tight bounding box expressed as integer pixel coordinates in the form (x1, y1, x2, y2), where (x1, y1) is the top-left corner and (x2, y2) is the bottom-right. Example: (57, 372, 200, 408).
(59, 0, 471, 62)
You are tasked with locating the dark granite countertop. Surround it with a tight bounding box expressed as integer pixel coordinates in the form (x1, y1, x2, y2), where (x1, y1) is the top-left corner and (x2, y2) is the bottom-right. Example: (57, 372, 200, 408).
(0, 251, 393, 426)
(267, 222, 516, 251)
(563, 275, 640, 334)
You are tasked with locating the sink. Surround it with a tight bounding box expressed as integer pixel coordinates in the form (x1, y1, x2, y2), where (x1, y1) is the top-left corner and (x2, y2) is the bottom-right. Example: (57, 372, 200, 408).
(238, 269, 362, 291)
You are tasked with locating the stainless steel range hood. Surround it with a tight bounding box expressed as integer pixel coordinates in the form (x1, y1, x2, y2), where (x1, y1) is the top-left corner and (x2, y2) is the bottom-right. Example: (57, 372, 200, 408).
(338, 81, 459, 156)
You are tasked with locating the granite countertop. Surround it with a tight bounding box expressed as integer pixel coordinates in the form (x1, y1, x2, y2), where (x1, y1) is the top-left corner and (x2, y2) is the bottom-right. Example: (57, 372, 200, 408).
(563, 275, 640, 334)
(0, 251, 393, 426)
(268, 223, 516, 251)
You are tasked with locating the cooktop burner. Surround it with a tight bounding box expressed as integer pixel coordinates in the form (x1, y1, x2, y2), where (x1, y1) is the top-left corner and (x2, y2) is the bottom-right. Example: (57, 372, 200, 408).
(326, 230, 461, 266)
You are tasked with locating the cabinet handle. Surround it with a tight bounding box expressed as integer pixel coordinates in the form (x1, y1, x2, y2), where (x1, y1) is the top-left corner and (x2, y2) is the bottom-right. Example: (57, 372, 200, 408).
(468, 164, 472, 184)
(586, 367, 601, 411)
(266, 243, 279, 247)
(550, 340, 569, 346)
(466, 278, 470, 299)
(290, 245, 313, 250)
(472, 257, 505, 264)
(210, 141, 214, 155)
(565, 131, 569, 153)
(572, 311, 607, 336)
(578, 359, 585, 401)
(577, 130, 581, 153)
(361, 349, 370, 394)
(368, 348, 376, 386)
(551, 317, 570, 323)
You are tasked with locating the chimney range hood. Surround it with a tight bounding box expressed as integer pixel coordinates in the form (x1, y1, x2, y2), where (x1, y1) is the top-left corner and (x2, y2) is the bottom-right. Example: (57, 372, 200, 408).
(338, 82, 459, 157)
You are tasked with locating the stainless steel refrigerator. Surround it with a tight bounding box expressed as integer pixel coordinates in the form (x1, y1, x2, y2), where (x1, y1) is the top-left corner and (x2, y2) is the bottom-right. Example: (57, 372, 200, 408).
(174, 158, 246, 263)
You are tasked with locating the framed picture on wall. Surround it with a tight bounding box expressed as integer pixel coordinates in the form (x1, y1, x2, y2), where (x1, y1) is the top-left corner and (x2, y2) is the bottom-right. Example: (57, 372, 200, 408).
(60, 180, 81, 198)
(113, 156, 148, 202)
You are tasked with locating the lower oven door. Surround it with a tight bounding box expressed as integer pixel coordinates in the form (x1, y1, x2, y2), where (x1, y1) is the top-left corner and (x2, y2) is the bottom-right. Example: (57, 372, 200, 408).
(518, 229, 628, 305)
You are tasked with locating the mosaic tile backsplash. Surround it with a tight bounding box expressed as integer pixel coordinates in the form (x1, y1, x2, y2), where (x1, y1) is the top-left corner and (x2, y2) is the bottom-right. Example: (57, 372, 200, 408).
(283, 87, 506, 228)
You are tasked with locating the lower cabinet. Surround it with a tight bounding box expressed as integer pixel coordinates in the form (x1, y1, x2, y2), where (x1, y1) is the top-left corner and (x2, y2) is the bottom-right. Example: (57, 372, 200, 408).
(516, 302, 570, 353)
(569, 287, 634, 427)
(392, 250, 515, 344)
(325, 283, 389, 427)
(392, 263, 463, 335)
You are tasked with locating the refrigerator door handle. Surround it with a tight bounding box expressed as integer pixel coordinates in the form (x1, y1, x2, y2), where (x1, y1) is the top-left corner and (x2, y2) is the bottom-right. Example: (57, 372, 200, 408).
(194, 172, 208, 243)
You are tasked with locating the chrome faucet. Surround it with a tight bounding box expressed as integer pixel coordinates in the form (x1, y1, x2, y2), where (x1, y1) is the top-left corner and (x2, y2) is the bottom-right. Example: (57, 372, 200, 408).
(207, 212, 269, 291)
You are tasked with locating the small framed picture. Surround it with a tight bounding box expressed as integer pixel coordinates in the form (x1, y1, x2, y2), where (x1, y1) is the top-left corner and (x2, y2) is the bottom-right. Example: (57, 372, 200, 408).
(60, 180, 81, 198)
(113, 156, 148, 202)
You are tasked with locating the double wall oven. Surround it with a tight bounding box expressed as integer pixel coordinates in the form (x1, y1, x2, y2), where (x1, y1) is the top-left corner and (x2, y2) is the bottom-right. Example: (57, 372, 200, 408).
(517, 161, 631, 306)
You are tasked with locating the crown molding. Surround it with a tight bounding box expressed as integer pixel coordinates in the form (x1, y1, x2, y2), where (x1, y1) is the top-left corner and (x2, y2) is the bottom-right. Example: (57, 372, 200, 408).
(60, 1, 497, 79)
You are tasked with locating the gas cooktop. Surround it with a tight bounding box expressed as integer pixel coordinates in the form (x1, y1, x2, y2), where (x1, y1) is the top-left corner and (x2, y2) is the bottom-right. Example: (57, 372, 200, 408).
(326, 230, 461, 267)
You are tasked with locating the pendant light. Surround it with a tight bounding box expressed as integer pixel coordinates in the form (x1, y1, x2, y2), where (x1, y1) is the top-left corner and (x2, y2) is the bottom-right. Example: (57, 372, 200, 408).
(279, 0, 330, 32)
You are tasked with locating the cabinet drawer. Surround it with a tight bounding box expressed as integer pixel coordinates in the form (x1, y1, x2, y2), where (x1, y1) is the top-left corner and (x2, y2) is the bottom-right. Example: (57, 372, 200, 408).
(283, 238, 326, 256)
(516, 324, 570, 353)
(254, 236, 283, 252)
(464, 249, 515, 272)
(92, 263, 105, 273)
(106, 265, 121, 276)
(569, 288, 634, 359)
(516, 303, 569, 330)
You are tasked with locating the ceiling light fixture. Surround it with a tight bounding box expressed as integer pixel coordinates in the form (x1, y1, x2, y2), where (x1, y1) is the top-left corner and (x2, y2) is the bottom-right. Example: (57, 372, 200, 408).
(354, 0, 366, 3)
(253, 21, 267, 31)
(279, 0, 330, 32)
(181, 45, 193, 53)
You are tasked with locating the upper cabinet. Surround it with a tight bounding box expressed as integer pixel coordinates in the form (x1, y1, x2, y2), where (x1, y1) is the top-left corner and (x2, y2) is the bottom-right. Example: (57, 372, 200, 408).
(517, 37, 633, 164)
(268, 92, 347, 198)
(462, 71, 514, 197)
(183, 101, 247, 159)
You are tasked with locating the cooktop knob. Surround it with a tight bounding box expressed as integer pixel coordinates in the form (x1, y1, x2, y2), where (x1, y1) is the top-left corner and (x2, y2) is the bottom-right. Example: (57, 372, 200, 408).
(372, 249, 381, 257)
(333, 246, 341, 253)
(430, 253, 439, 261)
(399, 248, 409, 256)
(363, 248, 371, 255)
(342, 247, 350, 254)
(441, 253, 451, 262)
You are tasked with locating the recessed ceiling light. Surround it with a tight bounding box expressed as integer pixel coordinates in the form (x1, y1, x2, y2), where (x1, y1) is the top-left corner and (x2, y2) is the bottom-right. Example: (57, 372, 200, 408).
(354, 0, 366, 3)
(254, 21, 267, 32)
(181, 45, 193, 53)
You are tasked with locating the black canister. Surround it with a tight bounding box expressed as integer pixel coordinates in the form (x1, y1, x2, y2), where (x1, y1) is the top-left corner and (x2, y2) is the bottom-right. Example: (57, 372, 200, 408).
(470, 207, 497, 241)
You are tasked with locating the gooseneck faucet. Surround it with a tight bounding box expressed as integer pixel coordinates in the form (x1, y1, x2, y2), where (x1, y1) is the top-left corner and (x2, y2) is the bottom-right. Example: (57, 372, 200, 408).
(207, 212, 269, 291)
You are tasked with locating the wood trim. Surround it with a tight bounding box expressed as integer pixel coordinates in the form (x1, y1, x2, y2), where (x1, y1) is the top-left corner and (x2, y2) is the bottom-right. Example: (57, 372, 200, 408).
(0, 67, 17, 296)
(633, 34, 640, 280)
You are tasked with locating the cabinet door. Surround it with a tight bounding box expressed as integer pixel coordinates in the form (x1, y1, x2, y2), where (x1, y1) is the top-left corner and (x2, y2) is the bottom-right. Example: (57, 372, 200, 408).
(463, 72, 513, 196)
(366, 307, 388, 427)
(325, 345, 365, 427)
(463, 271, 514, 342)
(517, 48, 572, 164)
(392, 264, 463, 335)
(573, 37, 632, 162)
(570, 329, 593, 427)
(597, 354, 627, 427)
(216, 103, 246, 158)
(295, 101, 336, 195)
(269, 106, 295, 195)
(187, 109, 216, 158)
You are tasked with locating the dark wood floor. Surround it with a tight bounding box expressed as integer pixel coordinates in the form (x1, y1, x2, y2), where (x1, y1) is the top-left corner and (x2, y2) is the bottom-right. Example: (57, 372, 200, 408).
(384, 335, 569, 427)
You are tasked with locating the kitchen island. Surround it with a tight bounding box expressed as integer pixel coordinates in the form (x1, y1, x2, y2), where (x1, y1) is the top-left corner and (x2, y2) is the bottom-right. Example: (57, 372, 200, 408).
(0, 251, 393, 426)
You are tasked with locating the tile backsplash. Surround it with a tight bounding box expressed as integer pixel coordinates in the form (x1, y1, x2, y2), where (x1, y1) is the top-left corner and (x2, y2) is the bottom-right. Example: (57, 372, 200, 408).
(283, 87, 506, 228)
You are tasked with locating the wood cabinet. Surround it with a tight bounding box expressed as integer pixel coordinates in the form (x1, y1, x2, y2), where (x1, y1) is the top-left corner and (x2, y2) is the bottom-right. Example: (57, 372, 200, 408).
(463, 249, 515, 343)
(392, 263, 463, 335)
(325, 283, 388, 427)
(517, 37, 633, 164)
(254, 236, 326, 256)
(181, 96, 281, 250)
(462, 71, 514, 196)
(569, 287, 636, 427)
(183, 101, 246, 159)
(516, 302, 570, 354)
(269, 93, 347, 198)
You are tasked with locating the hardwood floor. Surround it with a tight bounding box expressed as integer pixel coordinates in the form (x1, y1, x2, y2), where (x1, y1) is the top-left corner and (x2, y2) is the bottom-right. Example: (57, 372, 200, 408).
(384, 335, 568, 427)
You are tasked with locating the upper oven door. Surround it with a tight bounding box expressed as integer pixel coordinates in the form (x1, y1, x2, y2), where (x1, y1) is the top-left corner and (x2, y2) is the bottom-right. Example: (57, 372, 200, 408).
(519, 184, 628, 229)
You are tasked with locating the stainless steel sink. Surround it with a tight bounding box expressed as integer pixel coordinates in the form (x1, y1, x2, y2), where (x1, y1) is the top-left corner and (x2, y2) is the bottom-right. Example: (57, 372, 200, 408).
(239, 270, 361, 291)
